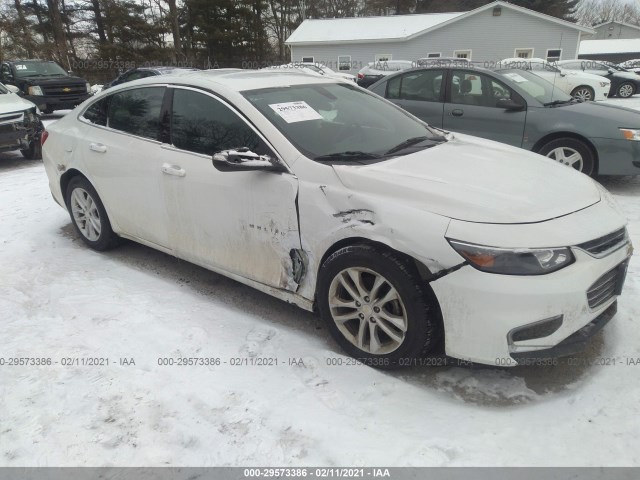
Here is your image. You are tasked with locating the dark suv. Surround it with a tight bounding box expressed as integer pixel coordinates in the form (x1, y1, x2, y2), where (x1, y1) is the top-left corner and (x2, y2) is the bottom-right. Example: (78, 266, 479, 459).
(0, 60, 92, 114)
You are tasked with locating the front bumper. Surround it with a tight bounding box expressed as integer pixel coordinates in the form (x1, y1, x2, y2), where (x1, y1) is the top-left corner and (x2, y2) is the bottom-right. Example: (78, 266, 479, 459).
(24, 93, 91, 111)
(0, 112, 42, 152)
(430, 199, 632, 366)
(590, 137, 640, 175)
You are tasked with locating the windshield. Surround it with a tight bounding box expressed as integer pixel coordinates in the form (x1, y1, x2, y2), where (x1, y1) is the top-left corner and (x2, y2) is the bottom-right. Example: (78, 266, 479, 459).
(496, 68, 572, 104)
(242, 83, 446, 161)
(0, 83, 8, 94)
(13, 61, 68, 78)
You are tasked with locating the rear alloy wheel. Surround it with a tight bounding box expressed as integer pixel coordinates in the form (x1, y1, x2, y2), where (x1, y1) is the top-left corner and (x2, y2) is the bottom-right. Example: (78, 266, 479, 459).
(317, 245, 441, 368)
(617, 82, 636, 98)
(65, 176, 119, 251)
(538, 138, 595, 176)
(571, 86, 594, 102)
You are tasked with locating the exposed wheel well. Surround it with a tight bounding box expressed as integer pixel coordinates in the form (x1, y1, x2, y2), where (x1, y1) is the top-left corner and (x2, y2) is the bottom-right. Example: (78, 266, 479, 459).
(532, 132, 599, 174)
(318, 237, 433, 282)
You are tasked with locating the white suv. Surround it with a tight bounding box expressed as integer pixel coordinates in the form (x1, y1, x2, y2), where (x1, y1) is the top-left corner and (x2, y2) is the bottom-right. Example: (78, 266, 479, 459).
(500, 58, 610, 101)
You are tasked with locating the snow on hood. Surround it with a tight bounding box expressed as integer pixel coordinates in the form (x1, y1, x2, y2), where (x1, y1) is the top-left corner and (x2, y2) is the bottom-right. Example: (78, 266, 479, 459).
(0, 93, 37, 114)
(332, 134, 601, 224)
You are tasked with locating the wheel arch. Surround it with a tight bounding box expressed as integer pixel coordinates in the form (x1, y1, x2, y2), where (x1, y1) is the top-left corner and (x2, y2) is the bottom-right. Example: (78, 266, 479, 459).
(317, 237, 434, 285)
(60, 168, 87, 206)
(532, 132, 599, 174)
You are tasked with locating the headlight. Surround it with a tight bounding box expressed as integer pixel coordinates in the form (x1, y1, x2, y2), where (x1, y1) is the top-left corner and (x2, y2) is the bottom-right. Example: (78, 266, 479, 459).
(28, 86, 43, 96)
(86, 82, 91, 93)
(447, 239, 575, 275)
(620, 128, 640, 141)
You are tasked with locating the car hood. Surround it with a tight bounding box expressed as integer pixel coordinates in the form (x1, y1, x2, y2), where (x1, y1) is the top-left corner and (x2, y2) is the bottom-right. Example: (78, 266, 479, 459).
(0, 93, 37, 113)
(331, 134, 601, 224)
(20, 75, 87, 86)
(562, 70, 610, 83)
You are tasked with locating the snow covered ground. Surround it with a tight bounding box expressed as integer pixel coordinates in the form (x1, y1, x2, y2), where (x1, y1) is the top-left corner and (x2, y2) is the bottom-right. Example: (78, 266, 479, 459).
(0, 109, 640, 467)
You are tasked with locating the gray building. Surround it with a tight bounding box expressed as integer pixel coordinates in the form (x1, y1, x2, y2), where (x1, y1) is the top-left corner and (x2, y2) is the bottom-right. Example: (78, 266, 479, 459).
(285, 0, 594, 73)
(584, 21, 640, 40)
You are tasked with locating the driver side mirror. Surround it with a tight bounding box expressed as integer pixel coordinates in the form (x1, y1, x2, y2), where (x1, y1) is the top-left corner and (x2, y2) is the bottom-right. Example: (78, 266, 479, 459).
(212, 148, 285, 173)
(496, 98, 525, 111)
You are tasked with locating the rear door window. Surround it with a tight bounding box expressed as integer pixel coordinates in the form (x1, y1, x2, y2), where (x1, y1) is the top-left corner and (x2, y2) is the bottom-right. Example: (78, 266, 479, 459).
(107, 87, 165, 140)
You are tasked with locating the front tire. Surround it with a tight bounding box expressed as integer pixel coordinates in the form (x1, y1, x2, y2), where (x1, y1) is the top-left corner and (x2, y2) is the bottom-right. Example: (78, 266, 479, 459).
(317, 245, 441, 368)
(570, 86, 594, 102)
(617, 82, 636, 98)
(20, 140, 42, 160)
(538, 137, 596, 176)
(65, 176, 119, 251)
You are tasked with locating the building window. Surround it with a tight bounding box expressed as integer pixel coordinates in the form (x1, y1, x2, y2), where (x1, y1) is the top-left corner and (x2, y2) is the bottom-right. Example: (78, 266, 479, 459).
(453, 50, 472, 59)
(427, 53, 441, 58)
(375, 54, 392, 62)
(337, 55, 351, 71)
(546, 49, 562, 63)
(301, 56, 314, 63)
(514, 48, 534, 59)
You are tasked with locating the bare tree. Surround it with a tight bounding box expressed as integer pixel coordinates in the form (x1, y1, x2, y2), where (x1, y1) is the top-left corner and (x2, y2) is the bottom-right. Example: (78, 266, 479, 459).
(575, 0, 640, 26)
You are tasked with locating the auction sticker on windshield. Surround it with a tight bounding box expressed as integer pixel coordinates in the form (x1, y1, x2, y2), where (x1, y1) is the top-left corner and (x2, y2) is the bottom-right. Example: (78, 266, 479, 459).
(269, 101, 323, 123)
(502, 72, 528, 83)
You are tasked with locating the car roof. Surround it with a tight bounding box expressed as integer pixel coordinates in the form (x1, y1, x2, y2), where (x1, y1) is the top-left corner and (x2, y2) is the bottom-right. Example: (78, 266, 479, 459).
(107, 69, 341, 93)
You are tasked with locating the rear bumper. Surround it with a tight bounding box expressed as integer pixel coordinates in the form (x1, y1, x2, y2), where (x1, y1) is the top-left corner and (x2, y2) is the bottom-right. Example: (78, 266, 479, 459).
(24, 93, 91, 111)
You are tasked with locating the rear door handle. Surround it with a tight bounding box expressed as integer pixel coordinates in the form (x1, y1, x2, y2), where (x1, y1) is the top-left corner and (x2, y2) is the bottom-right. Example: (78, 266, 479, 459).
(450, 109, 464, 117)
(89, 142, 107, 153)
(162, 163, 186, 177)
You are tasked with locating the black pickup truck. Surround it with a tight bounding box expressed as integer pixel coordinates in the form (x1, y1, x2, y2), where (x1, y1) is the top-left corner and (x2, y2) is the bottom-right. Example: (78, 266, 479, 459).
(0, 60, 91, 114)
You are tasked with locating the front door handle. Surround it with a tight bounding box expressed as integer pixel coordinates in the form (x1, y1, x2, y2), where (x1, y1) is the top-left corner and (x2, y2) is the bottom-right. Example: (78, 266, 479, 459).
(450, 109, 464, 117)
(162, 163, 186, 177)
(89, 143, 107, 153)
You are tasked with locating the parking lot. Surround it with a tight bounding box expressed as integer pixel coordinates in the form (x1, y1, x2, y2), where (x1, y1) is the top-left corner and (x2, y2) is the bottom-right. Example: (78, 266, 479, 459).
(0, 101, 639, 466)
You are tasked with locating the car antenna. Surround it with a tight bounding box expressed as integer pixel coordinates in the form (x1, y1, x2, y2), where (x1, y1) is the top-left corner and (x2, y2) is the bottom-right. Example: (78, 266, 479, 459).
(550, 33, 563, 101)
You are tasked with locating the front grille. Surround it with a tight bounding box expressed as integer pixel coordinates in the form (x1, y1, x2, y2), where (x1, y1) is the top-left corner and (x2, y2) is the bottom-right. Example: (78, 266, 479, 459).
(41, 84, 87, 97)
(577, 228, 628, 258)
(0, 112, 24, 125)
(587, 261, 629, 309)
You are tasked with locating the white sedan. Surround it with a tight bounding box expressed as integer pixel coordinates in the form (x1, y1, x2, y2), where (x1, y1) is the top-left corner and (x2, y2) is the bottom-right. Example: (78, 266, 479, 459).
(500, 58, 611, 101)
(41, 70, 632, 367)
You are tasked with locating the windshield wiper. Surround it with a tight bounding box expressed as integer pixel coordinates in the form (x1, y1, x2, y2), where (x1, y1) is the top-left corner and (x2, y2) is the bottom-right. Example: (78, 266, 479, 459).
(543, 99, 576, 107)
(385, 136, 444, 155)
(314, 151, 382, 162)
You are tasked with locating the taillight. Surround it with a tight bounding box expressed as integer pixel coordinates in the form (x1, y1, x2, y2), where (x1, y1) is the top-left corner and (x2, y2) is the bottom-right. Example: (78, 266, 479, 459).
(357, 73, 364, 79)
(41, 130, 49, 146)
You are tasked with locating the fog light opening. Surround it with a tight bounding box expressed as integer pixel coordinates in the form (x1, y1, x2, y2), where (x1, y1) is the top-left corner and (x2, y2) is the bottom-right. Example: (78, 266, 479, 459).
(508, 315, 564, 344)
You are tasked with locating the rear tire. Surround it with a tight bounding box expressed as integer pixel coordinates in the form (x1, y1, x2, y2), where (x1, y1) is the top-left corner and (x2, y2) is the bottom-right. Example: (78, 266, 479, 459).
(570, 86, 594, 102)
(538, 137, 596, 176)
(65, 176, 119, 251)
(317, 245, 441, 369)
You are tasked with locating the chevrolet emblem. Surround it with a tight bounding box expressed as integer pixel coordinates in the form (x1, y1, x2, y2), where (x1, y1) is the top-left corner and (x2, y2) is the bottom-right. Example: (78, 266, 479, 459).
(62, 87, 71, 92)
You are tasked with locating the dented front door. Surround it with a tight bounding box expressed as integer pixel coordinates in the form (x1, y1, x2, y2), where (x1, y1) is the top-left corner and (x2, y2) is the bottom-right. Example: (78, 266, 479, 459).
(159, 87, 302, 291)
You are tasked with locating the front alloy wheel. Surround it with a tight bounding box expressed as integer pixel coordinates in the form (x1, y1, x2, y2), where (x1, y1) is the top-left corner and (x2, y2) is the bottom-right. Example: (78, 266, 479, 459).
(317, 245, 441, 368)
(328, 267, 408, 355)
(571, 86, 594, 102)
(538, 137, 595, 176)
